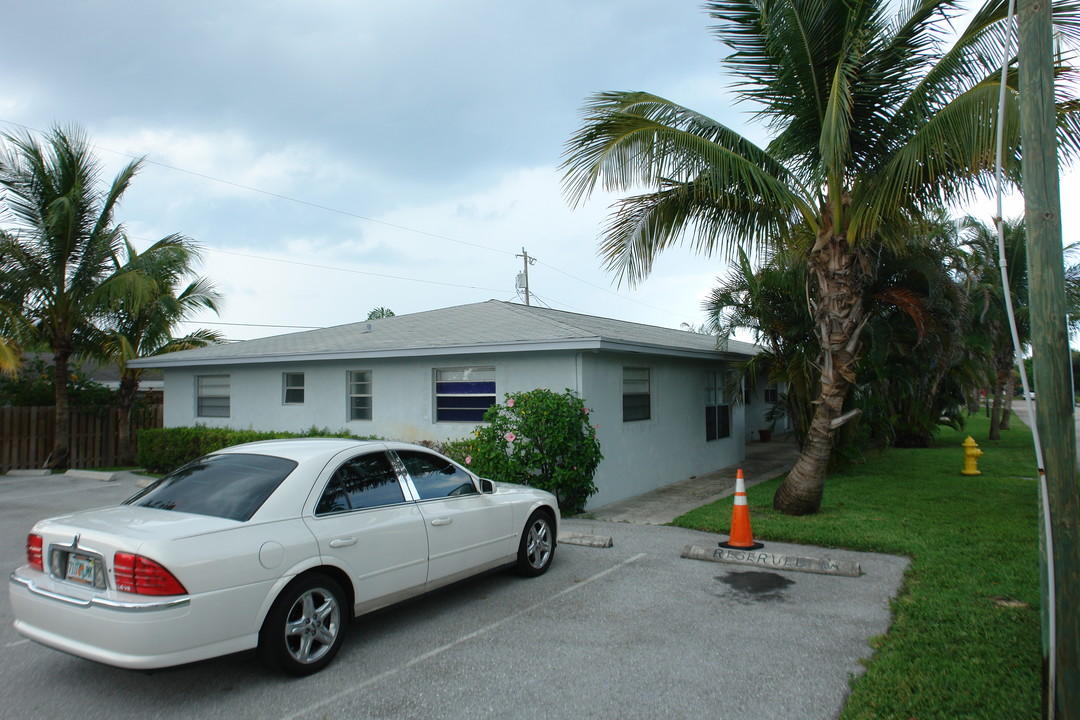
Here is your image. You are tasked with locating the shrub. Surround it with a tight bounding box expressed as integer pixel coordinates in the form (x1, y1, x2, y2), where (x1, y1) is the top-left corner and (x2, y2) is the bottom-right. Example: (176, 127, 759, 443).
(136, 426, 370, 473)
(441, 388, 603, 515)
(0, 358, 116, 414)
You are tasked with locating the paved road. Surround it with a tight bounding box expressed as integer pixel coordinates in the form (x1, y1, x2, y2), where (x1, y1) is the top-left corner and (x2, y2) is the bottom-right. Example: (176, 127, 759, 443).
(1, 473, 908, 720)
(1006, 397, 1080, 468)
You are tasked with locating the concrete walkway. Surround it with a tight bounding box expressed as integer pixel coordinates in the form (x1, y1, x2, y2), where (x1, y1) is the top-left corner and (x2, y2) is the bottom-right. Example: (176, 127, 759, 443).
(586, 436, 800, 524)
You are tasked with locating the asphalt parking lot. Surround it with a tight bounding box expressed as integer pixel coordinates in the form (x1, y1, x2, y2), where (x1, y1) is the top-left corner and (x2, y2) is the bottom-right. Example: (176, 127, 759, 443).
(1, 473, 908, 720)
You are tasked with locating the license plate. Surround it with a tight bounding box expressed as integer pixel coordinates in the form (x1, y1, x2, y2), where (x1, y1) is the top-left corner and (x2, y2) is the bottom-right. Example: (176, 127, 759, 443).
(66, 553, 97, 586)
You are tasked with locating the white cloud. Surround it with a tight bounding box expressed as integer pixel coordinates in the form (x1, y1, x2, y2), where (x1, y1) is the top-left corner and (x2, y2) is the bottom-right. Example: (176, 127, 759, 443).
(3, 0, 1078, 347)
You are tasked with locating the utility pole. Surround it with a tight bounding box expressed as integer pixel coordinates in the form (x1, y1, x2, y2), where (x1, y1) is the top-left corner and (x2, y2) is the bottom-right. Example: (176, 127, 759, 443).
(516, 248, 536, 306)
(1017, 0, 1079, 714)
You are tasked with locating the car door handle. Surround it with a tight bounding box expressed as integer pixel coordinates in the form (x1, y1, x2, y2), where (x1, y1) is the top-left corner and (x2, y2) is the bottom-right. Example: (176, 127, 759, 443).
(329, 537, 357, 548)
(430, 518, 452, 527)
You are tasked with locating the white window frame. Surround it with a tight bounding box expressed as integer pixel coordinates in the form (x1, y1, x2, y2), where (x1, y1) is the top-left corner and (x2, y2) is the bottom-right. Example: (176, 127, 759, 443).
(196, 374, 231, 418)
(705, 369, 731, 441)
(283, 372, 305, 405)
(764, 382, 780, 404)
(348, 370, 373, 421)
(622, 367, 651, 422)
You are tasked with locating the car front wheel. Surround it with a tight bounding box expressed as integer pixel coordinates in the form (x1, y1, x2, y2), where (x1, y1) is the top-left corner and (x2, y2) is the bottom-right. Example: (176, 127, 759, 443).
(260, 573, 347, 675)
(515, 510, 555, 577)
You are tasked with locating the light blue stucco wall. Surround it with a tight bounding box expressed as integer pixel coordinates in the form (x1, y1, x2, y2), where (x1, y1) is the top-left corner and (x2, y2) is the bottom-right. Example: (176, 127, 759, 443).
(162, 351, 580, 442)
(160, 349, 747, 508)
(578, 352, 744, 506)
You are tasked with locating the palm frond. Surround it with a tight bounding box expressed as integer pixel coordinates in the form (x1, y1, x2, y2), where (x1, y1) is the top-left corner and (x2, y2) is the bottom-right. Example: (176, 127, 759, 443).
(562, 91, 804, 203)
(850, 79, 1019, 239)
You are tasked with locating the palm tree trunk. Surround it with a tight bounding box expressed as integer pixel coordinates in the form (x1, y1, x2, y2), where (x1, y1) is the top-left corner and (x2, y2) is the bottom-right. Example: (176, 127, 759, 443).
(773, 236, 867, 515)
(1000, 372, 1016, 430)
(50, 349, 72, 469)
(988, 377, 1005, 440)
(989, 348, 1012, 440)
(116, 371, 139, 465)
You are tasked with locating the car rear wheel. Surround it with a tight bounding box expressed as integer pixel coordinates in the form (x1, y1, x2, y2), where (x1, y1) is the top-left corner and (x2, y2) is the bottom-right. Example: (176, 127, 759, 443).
(260, 573, 347, 675)
(515, 510, 555, 577)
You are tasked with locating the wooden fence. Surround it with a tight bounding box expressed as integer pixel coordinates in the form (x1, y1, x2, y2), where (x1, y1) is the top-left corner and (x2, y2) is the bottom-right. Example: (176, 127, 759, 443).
(0, 406, 163, 474)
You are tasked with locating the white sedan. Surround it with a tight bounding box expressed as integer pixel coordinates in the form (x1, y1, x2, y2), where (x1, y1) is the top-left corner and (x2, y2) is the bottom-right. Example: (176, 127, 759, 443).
(9, 438, 559, 675)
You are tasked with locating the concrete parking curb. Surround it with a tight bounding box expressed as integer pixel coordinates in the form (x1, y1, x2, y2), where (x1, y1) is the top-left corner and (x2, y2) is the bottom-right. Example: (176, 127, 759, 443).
(681, 544, 862, 577)
(558, 531, 614, 548)
(63, 469, 119, 482)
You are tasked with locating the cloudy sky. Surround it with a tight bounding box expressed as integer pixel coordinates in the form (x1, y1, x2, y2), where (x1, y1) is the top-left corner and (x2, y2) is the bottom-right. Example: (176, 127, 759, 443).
(2, 1, 1074, 341)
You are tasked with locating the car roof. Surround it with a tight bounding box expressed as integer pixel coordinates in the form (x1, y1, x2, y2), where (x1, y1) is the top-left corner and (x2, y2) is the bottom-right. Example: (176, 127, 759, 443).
(212, 438, 387, 464)
(210, 438, 452, 465)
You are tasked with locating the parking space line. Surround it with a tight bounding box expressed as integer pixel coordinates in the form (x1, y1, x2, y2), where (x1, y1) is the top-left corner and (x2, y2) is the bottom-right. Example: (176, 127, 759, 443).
(279, 553, 648, 720)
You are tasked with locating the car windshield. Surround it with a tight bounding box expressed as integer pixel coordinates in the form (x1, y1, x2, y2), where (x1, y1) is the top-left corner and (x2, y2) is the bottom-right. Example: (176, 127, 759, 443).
(125, 454, 298, 521)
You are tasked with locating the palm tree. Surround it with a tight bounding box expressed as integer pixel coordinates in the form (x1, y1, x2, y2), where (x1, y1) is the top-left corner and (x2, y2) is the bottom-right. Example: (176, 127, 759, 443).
(856, 216, 978, 447)
(562, 0, 1080, 514)
(963, 217, 1029, 439)
(99, 237, 223, 463)
(1067, 243, 1080, 339)
(703, 245, 817, 447)
(0, 268, 25, 374)
(366, 307, 395, 320)
(0, 125, 158, 468)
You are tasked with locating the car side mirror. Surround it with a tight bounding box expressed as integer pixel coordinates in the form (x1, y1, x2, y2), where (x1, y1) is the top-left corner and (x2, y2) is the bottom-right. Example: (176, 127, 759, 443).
(479, 477, 495, 494)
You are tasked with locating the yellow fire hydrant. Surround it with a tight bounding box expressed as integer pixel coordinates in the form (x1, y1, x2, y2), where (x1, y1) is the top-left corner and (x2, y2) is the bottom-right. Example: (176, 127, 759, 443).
(962, 436, 983, 476)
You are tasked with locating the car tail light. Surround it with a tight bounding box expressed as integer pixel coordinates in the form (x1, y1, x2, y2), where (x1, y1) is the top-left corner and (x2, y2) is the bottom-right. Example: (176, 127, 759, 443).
(26, 534, 43, 571)
(113, 552, 187, 596)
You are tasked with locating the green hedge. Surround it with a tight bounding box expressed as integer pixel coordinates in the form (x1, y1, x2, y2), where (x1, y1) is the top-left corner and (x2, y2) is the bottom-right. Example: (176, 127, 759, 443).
(136, 426, 375, 474)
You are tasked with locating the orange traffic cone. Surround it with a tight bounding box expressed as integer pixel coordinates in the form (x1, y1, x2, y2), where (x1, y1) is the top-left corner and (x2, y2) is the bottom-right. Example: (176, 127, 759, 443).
(718, 469, 764, 550)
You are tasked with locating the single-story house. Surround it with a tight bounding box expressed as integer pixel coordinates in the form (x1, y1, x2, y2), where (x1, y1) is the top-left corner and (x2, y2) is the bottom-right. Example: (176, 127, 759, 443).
(130, 300, 773, 508)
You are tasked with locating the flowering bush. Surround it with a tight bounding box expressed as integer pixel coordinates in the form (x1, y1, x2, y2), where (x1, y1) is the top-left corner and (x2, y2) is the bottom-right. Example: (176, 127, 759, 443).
(442, 388, 602, 515)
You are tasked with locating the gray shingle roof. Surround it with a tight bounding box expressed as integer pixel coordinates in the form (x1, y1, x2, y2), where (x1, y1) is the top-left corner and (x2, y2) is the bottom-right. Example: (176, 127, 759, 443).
(130, 301, 759, 368)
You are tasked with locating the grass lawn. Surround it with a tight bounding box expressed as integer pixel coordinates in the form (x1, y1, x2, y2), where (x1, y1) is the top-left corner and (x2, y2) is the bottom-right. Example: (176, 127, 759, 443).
(673, 414, 1046, 719)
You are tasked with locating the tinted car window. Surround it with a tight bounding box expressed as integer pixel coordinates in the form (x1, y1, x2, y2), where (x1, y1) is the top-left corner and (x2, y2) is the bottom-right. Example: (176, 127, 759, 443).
(125, 454, 297, 522)
(396, 450, 478, 500)
(316, 452, 405, 514)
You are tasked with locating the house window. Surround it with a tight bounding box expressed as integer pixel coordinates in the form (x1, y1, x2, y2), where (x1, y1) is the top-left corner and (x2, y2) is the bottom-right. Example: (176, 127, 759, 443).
(764, 383, 780, 404)
(705, 369, 730, 441)
(348, 371, 373, 421)
(435, 367, 495, 422)
(283, 372, 305, 405)
(623, 367, 651, 422)
(196, 374, 230, 418)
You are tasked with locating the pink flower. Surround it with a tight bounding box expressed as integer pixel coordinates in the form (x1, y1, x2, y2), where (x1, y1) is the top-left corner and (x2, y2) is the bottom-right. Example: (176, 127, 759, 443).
(505, 432, 516, 443)
(465, 455, 472, 465)
(506, 398, 515, 408)
(583, 407, 590, 414)
(593, 424, 600, 430)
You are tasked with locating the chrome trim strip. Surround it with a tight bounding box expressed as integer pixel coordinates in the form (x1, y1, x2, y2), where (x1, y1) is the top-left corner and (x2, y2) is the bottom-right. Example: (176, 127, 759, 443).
(9, 572, 191, 612)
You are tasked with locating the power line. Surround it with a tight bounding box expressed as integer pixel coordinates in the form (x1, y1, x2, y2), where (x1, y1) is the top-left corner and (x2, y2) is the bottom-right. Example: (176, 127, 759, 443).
(0, 118, 512, 258)
(207, 247, 507, 293)
(1, 117, 699, 324)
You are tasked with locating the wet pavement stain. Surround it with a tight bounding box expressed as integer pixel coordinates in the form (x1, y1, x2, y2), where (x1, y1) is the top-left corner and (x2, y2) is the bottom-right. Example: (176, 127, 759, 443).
(716, 571, 795, 603)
